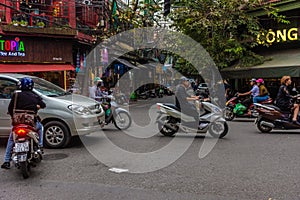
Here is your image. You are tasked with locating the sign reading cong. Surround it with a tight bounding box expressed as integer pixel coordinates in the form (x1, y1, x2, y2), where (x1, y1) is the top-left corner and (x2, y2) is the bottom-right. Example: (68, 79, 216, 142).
(257, 28, 298, 45)
(0, 37, 26, 57)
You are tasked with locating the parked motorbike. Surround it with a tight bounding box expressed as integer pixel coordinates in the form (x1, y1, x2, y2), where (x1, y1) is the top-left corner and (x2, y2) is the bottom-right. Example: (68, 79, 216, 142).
(99, 95, 132, 130)
(11, 110, 42, 179)
(156, 100, 228, 138)
(224, 93, 273, 121)
(254, 97, 300, 133)
(155, 87, 164, 98)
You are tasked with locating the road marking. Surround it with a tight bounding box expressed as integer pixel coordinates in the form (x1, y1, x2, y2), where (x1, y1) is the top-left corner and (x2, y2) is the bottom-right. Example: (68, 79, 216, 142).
(108, 167, 129, 173)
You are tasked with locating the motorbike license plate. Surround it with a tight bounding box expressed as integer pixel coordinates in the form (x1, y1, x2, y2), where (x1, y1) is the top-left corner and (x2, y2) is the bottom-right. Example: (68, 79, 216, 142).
(14, 142, 29, 153)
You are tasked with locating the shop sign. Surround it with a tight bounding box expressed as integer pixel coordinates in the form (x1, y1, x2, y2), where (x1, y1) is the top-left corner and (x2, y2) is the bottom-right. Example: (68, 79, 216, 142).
(0, 37, 25, 57)
(257, 28, 298, 45)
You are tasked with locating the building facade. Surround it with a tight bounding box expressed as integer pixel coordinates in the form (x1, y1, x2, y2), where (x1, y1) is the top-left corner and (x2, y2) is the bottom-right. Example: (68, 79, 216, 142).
(221, 0, 300, 97)
(0, 0, 110, 89)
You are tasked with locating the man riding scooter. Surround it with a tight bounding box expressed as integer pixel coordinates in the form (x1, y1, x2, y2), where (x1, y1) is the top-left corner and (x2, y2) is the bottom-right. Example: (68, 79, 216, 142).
(238, 78, 259, 108)
(175, 76, 209, 130)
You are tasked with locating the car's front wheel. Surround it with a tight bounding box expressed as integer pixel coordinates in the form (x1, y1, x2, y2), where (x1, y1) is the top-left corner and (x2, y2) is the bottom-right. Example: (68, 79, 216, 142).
(44, 121, 71, 148)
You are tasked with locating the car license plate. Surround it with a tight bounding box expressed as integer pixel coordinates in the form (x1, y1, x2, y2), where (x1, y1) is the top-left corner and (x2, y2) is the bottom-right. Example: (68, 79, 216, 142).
(14, 142, 29, 153)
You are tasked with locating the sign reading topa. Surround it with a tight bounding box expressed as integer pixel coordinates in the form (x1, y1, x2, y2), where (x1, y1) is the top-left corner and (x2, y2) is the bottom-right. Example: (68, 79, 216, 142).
(0, 37, 25, 57)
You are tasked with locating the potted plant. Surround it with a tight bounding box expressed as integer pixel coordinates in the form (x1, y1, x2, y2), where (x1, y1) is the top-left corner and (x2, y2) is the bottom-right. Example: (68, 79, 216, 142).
(20, 20, 28, 27)
(12, 20, 19, 26)
(37, 21, 45, 28)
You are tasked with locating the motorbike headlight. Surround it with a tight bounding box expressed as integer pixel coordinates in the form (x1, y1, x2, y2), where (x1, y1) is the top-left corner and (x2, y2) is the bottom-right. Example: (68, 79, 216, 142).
(68, 104, 92, 115)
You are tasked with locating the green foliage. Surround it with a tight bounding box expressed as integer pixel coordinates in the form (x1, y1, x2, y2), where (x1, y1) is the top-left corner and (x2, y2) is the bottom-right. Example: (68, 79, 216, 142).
(170, 0, 289, 69)
(113, 0, 164, 32)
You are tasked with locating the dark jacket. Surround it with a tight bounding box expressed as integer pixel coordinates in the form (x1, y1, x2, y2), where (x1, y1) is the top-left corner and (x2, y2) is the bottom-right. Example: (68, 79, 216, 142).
(8, 90, 46, 118)
(175, 84, 198, 119)
(275, 84, 292, 111)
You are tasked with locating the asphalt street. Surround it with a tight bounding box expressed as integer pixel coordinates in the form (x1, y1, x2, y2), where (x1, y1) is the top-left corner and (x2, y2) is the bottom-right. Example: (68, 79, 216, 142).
(1, 96, 300, 200)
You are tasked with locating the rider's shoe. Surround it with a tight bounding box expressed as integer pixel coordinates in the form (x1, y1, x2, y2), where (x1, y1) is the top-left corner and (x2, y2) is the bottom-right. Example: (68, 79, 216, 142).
(1, 162, 10, 169)
(199, 123, 209, 130)
(292, 120, 300, 126)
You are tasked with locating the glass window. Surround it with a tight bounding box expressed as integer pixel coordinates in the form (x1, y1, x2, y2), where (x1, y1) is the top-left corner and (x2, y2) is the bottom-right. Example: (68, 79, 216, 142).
(0, 78, 19, 99)
(31, 77, 68, 97)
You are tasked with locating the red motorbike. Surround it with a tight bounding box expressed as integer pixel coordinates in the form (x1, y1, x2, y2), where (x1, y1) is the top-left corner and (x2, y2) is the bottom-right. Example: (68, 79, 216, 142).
(224, 93, 273, 121)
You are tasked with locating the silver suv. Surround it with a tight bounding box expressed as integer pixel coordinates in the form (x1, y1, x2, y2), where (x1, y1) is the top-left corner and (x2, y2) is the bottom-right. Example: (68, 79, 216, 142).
(0, 74, 105, 148)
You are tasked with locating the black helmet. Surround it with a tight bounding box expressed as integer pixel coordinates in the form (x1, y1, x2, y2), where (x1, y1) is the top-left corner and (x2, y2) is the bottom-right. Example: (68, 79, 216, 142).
(20, 77, 34, 91)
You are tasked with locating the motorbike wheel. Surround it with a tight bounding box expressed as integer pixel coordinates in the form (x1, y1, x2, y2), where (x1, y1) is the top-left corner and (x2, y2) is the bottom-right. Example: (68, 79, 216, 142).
(158, 116, 179, 137)
(257, 120, 272, 133)
(224, 107, 235, 121)
(114, 111, 132, 130)
(208, 121, 228, 138)
(20, 161, 30, 179)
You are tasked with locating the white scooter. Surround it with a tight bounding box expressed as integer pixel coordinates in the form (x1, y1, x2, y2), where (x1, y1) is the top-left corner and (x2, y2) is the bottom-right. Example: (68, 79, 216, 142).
(156, 100, 228, 138)
(97, 95, 132, 130)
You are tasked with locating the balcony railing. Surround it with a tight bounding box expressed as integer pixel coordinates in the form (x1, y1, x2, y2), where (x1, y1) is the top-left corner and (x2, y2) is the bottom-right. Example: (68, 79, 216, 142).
(10, 13, 70, 28)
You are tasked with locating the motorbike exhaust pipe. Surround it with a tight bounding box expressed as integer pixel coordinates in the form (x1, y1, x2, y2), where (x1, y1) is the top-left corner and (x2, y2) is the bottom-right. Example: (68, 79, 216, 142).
(157, 119, 177, 131)
(261, 121, 275, 128)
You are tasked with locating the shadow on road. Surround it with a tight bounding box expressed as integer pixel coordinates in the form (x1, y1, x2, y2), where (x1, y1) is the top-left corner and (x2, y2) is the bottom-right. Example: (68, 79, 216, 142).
(255, 131, 300, 135)
(231, 119, 255, 122)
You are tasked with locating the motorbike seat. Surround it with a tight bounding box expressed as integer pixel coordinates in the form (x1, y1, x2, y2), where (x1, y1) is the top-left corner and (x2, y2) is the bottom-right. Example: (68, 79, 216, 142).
(261, 98, 273, 104)
(267, 105, 291, 114)
(163, 103, 181, 111)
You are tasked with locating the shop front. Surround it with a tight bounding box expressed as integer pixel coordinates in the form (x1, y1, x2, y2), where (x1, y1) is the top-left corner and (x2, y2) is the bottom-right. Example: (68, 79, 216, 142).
(221, 48, 300, 99)
(0, 35, 75, 89)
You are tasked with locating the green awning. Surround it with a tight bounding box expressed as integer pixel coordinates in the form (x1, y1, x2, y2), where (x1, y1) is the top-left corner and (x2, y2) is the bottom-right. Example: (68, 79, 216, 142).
(221, 48, 300, 79)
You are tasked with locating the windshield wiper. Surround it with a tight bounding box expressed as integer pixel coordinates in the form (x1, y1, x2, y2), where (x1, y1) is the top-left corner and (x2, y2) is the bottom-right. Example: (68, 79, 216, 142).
(48, 94, 60, 97)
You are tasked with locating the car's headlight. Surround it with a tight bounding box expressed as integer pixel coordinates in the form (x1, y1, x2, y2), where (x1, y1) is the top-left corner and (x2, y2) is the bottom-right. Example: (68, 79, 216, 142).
(68, 104, 92, 115)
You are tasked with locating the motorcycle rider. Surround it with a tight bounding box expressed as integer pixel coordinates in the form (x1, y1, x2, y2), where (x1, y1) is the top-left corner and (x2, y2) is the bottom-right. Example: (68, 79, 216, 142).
(238, 78, 259, 109)
(175, 76, 207, 130)
(1, 77, 46, 169)
(275, 76, 300, 125)
(253, 78, 269, 103)
(89, 77, 103, 100)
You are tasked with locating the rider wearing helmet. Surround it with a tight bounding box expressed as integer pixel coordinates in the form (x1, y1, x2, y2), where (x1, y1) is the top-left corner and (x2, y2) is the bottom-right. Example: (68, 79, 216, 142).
(89, 77, 103, 99)
(253, 78, 269, 103)
(238, 78, 259, 108)
(1, 77, 46, 169)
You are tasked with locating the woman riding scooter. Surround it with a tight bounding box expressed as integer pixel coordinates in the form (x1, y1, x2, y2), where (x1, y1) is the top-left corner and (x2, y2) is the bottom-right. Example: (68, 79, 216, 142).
(275, 76, 300, 125)
(253, 78, 269, 103)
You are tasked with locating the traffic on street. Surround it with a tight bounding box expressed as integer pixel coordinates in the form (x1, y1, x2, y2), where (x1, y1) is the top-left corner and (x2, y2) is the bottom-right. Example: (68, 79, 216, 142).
(1, 95, 300, 200)
(1, 0, 300, 199)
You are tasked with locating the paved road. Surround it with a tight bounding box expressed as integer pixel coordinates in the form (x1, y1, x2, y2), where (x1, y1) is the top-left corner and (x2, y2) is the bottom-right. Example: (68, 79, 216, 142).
(1, 96, 300, 200)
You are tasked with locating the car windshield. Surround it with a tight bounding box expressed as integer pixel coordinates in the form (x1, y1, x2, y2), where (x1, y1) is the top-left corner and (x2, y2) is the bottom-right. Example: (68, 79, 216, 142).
(28, 77, 69, 97)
